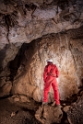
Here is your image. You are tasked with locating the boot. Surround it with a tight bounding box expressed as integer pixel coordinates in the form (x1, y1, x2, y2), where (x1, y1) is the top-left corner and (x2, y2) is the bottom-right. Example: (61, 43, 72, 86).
(52, 102, 61, 108)
(42, 102, 48, 106)
(51, 101, 56, 107)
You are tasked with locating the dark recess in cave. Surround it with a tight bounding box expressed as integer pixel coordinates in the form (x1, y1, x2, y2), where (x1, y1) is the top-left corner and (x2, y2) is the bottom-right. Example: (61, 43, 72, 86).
(9, 39, 36, 81)
(9, 43, 28, 81)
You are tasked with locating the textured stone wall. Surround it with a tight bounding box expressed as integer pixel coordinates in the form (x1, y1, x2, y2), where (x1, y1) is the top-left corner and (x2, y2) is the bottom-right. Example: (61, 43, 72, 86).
(11, 33, 83, 102)
(0, 0, 83, 45)
(0, 0, 83, 102)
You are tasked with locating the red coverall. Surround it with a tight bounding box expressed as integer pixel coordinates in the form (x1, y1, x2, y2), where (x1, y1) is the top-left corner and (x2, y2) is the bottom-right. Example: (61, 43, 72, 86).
(43, 62, 60, 105)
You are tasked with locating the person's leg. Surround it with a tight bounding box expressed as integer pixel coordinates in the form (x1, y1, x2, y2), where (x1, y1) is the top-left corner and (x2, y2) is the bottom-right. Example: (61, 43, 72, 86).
(52, 80, 60, 105)
(43, 82, 51, 103)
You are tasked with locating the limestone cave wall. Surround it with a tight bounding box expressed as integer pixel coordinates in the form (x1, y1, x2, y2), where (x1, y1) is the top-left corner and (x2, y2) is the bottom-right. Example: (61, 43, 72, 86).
(0, 0, 83, 103)
(0, 31, 83, 103)
(11, 33, 83, 102)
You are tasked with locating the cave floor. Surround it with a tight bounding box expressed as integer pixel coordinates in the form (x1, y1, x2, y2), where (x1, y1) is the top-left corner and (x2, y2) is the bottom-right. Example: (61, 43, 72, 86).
(0, 98, 70, 124)
(0, 97, 81, 124)
(0, 98, 40, 124)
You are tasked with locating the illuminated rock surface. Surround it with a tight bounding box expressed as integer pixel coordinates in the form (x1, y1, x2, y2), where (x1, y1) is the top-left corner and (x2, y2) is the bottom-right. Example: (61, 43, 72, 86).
(0, 0, 83, 124)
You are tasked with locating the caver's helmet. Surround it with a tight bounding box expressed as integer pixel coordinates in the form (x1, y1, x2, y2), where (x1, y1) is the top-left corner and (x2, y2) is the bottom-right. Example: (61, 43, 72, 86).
(47, 59, 53, 63)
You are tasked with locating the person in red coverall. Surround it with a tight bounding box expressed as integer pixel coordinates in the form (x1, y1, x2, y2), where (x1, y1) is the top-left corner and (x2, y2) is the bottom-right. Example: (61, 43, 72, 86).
(43, 59, 60, 106)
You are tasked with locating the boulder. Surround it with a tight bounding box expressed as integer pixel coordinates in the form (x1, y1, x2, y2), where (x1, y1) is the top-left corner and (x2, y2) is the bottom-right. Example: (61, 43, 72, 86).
(35, 105, 63, 124)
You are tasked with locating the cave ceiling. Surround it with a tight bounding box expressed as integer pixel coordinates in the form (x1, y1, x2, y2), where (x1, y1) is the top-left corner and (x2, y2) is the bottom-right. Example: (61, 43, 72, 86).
(0, 0, 83, 45)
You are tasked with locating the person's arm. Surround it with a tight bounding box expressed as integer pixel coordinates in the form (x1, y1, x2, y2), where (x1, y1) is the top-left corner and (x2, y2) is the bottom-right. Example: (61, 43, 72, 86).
(43, 66, 48, 82)
(56, 66, 59, 78)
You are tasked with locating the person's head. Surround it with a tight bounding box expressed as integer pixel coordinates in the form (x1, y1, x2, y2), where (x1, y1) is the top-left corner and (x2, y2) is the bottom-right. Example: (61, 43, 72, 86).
(47, 59, 53, 64)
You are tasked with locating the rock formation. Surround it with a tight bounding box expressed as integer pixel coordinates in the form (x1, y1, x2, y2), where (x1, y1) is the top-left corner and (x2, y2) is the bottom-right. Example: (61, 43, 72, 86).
(0, 0, 83, 45)
(0, 0, 83, 123)
(35, 105, 63, 124)
(67, 91, 83, 124)
(10, 32, 83, 102)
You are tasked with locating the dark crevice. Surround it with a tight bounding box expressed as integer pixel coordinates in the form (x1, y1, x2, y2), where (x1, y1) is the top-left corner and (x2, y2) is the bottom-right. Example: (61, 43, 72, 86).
(60, 111, 69, 124)
(4, 15, 10, 44)
(9, 39, 40, 81)
(0, 94, 12, 100)
(25, 3, 37, 11)
(9, 43, 29, 81)
(0, 44, 10, 73)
